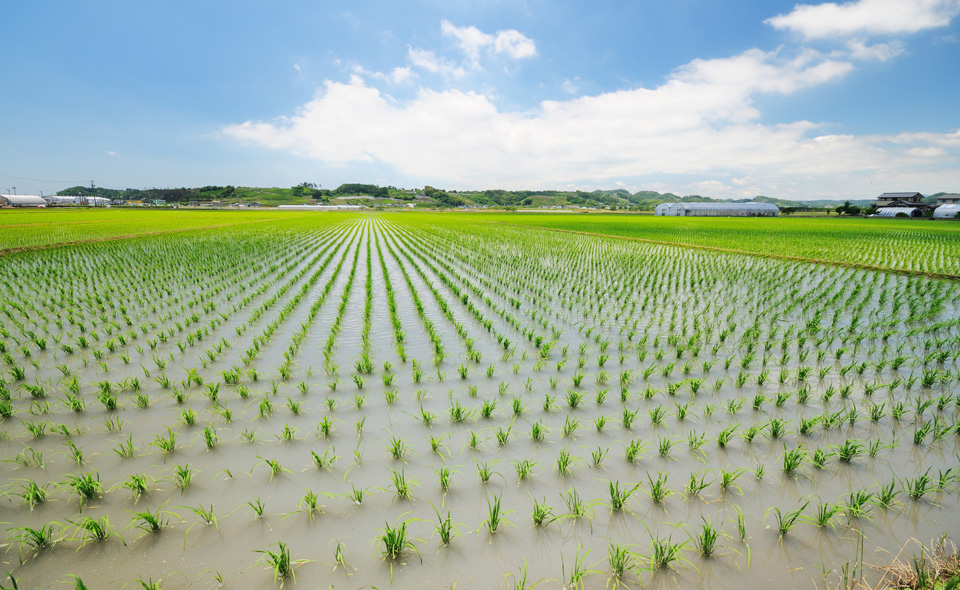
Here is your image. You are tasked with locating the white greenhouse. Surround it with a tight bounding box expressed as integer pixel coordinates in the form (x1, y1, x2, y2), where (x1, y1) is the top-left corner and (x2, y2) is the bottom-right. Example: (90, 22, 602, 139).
(875, 207, 922, 218)
(933, 204, 960, 220)
(654, 202, 779, 217)
(0, 195, 47, 207)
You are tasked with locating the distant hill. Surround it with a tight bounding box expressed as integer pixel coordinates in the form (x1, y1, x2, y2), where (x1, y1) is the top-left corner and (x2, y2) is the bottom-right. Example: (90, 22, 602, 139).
(53, 184, 903, 210)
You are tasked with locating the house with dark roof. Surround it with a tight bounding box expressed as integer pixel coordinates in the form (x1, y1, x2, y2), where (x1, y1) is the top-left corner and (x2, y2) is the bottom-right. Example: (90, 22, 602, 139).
(874, 192, 933, 211)
(937, 194, 960, 206)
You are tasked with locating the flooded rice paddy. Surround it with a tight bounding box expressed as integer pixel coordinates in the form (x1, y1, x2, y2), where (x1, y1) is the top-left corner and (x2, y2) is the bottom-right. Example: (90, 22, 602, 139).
(0, 213, 958, 589)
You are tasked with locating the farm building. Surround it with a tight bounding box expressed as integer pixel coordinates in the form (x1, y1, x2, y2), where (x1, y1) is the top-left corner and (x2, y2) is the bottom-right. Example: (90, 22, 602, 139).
(874, 192, 924, 207)
(933, 204, 960, 219)
(43, 195, 111, 206)
(874, 207, 923, 218)
(0, 194, 47, 207)
(654, 202, 779, 217)
(937, 194, 960, 206)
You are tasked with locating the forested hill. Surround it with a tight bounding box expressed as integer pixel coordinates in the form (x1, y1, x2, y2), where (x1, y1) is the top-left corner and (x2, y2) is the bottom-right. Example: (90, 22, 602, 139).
(55, 183, 882, 209)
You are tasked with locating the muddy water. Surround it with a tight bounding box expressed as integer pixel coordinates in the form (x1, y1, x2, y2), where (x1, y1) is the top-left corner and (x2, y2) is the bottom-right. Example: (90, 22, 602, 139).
(0, 214, 958, 589)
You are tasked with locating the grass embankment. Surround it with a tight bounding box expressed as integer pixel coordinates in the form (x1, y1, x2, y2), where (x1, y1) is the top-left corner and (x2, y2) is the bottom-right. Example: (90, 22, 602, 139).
(461, 213, 960, 278)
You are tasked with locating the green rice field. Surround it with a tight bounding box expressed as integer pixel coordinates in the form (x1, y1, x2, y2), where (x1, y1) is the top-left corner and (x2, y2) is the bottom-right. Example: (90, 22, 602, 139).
(0, 210, 958, 589)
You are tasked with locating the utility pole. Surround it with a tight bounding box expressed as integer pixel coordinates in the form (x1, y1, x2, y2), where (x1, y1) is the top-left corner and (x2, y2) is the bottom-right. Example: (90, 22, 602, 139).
(11, 187, 15, 195)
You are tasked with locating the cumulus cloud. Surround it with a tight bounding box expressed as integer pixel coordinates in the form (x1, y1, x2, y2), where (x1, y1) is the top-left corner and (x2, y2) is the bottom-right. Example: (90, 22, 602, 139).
(222, 46, 959, 198)
(440, 20, 537, 62)
(843, 38, 906, 60)
(766, 0, 960, 39)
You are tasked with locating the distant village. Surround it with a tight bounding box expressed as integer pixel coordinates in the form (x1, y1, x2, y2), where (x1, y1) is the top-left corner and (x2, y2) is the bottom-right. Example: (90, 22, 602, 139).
(1, 191, 958, 219)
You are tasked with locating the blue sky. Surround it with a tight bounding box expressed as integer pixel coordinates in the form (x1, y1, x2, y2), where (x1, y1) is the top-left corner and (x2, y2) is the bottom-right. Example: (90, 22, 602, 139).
(2, 0, 959, 200)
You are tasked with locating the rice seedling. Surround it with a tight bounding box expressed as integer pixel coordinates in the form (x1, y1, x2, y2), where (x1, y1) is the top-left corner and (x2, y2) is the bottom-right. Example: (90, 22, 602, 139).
(255, 542, 309, 586)
(608, 480, 641, 511)
(769, 502, 808, 537)
(531, 497, 556, 527)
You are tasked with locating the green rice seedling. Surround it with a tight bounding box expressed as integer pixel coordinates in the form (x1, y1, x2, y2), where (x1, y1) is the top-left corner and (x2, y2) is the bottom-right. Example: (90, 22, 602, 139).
(719, 467, 747, 494)
(132, 506, 176, 534)
(378, 520, 421, 562)
(542, 393, 556, 412)
(835, 439, 863, 463)
(310, 447, 338, 470)
(531, 497, 556, 527)
(15, 480, 49, 509)
(73, 515, 116, 546)
(591, 445, 609, 468)
(608, 542, 636, 581)
(299, 490, 321, 517)
(417, 406, 437, 426)
(467, 430, 483, 451)
(480, 399, 497, 419)
(316, 415, 333, 438)
(7, 447, 45, 469)
(769, 502, 808, 537)
(781, 445, 806, 475)
(122, 473, 151, 499)
(658, 435, 677, 457)
(530, 420, 547, 442)
(449, 401, 470, 423)
(152, 428, 177, 454)
(646, 472, 672, 504)
(23, 420, 47, 439)
(811, 448, 832, 469)
(173, 464, 194, 491)
(556, 449, 577, 475)
(114, 435, 137, 458)
(806, 500, 842, 529)
(844, 491, 873, 519)
(246, 497, 267, 518)
(476, 461, 501, 484)
(563, 488, 601, 519)
(767, 418, 790, 439)
(347, 485, 367, 506)
(180, 408, 198, 426)
(608, 480, 641, 511)
(648, 535, 689, 570)
(685, 471, 711, 496)
(64, 471, 102, 503)
(496, 424, 512, 446)
(649, 406, 667, 426)
(913, 421, 932, 445)
(566, 389, 584, 409)
(876, 479, 900, 509)
(484, 494, 512, 534)
(63, 439, 84, 465)
(563, 544, 601, 589)
(621, 407, 638, 430)
(716, 424, 738, 448)
(387, 435, 409, 460)
(904, 469, 933, 500)
(389, 468, 416, 500)
(13, 522, 60, 556)
(436, 467, 453, 491)
(514, 459, 536, 482)
(562, 416, 581, 438)
(625, 439, 647, 463)
(255, 542, 309, 586)
(693, 517, 721, 556)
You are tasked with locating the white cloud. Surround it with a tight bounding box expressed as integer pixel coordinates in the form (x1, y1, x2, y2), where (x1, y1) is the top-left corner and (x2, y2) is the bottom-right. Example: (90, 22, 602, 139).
(440, 20, 537, 62)
(561, 78, 580, 94)
(105, 150, 117, 156)
(843, 38, 905, 60)
(441, 20, 494, 63)
(222, 48, 960, 200)
(766, 0, 960, 39)
(494, 29, 537, 59)
(407, 47, 466, 78)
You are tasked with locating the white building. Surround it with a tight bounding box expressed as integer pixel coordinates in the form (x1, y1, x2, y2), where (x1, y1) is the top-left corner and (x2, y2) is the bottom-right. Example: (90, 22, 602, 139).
(933, 204, 960, 220)
(654, 202, 779, 217)
(0, 195, 47, 207)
